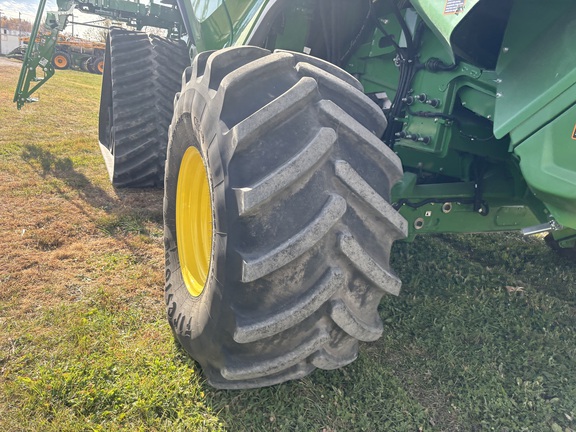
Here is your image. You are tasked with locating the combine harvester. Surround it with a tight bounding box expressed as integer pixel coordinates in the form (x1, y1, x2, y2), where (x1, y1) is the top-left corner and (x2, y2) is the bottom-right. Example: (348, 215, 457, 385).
(14, 0, 576, 389)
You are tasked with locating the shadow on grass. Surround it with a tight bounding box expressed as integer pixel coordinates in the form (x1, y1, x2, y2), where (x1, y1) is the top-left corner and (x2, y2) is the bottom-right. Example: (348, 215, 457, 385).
(20, 143, 163, 245)
(21, 144, 116, 207)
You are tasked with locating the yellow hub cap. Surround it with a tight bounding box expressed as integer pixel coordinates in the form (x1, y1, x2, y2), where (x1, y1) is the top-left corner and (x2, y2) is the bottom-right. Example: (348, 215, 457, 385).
(176, 147, 213, 297)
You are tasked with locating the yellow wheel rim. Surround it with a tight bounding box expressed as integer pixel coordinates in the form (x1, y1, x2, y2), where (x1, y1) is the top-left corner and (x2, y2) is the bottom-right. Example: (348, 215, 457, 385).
(176, 147, 213, 297)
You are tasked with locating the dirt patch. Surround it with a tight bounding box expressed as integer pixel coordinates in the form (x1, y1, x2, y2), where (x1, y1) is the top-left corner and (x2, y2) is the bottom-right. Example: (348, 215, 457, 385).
(0, 57, 22, 68)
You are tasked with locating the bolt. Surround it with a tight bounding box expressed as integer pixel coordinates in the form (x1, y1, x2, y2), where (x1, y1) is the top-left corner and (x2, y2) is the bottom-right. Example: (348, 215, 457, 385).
(502, 47, 509, 53)
(401, 96, 414, 105)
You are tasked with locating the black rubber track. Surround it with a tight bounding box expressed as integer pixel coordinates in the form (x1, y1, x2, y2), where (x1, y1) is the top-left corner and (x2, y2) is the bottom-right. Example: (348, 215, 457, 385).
(98, 28, 188, 188)
(164, 47, 408, 389)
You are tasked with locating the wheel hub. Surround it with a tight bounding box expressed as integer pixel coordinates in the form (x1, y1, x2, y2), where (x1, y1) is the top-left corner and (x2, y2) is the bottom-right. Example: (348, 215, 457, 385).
(176, 146, 213, 297)
(54, 55, 67, 67)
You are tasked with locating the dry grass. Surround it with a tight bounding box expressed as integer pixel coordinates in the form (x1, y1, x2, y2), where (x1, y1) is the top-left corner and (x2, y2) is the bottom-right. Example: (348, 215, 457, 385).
(0, 61, 164, 321)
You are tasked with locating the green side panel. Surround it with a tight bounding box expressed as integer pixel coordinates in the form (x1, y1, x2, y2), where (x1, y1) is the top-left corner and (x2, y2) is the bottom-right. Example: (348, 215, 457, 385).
(227, 0, 269, 45)
(410, 0, 481, 61)
(392, 171, 545, 241)
(398, 202, 541, 240)
(185, 0, 267, 51)
(186, 0, 232, 50)
(514, 104, 576, 230)
(493, 0, 576, 141)
(549, 228, 576, 249)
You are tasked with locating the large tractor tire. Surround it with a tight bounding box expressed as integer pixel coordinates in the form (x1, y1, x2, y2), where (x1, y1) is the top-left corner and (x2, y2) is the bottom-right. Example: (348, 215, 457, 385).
(98, 28, 188, 188)
(52, 51, 71, 70)
(164, 47, 408, 389)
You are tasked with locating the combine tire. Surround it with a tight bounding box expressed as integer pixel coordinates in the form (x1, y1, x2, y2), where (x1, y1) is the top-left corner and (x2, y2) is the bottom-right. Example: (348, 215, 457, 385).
(164, 47, 408, 389)
(98, 28, 188, 187)
(52, 52, 71, 70)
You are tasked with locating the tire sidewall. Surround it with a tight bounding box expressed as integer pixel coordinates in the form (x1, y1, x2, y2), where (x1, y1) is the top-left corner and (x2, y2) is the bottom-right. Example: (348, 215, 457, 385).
(164, 89, 230, 363)
(162, 47, 402, 387)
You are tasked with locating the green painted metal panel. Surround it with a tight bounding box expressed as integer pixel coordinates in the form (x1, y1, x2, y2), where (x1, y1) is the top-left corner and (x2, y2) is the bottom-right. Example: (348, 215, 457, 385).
(392, 172, 544, 241)
(398, 202, 541, 240)
(191, 0, 224, 21)
(550, 228, 576, 249)
(227, 0, 268, 45)
(410, 0, 481, 61)
(184, 0, 268, 51)
(493, 0, 576, 141)
(514, 103, 576, 230)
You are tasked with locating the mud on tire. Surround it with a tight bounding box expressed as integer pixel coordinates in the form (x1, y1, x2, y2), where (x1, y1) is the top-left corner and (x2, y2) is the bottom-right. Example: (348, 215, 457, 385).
(164, 47, 408, 389)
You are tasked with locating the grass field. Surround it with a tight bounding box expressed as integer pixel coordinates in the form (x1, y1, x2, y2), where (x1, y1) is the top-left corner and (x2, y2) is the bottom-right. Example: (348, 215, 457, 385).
(1, 59, 575, 431)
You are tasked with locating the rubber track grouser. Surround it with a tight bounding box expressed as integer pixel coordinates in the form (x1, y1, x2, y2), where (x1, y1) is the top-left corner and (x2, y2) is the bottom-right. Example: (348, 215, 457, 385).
(98, 28, 187, 187)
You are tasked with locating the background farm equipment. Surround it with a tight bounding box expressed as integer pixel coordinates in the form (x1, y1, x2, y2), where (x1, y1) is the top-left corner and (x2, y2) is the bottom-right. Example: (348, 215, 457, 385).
(9, 33, 105, 73)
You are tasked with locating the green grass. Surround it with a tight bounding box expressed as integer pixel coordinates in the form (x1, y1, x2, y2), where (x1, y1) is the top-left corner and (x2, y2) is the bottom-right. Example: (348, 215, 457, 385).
(1, 60, 575, 431)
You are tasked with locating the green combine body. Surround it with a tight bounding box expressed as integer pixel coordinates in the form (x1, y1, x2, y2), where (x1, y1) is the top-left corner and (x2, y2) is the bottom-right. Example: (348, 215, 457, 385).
(14, 0, 576, 388)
